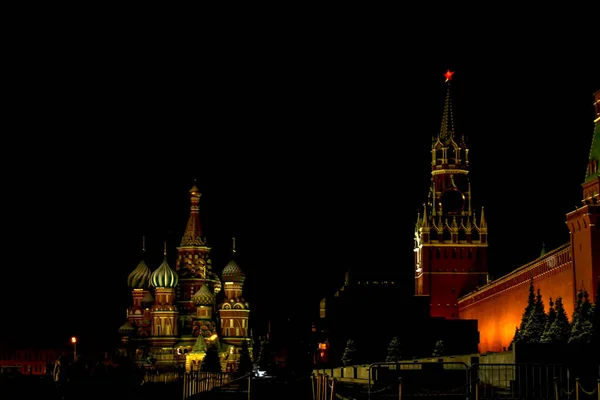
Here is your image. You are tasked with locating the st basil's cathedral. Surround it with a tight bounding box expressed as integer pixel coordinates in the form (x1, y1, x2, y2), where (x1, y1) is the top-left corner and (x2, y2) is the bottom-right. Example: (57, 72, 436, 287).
(117, 182, 252, 372)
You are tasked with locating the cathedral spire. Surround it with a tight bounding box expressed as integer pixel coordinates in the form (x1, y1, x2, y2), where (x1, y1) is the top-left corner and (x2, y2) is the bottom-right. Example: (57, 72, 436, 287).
(180, 179, 207, 246)
(480, 206, 486, 228)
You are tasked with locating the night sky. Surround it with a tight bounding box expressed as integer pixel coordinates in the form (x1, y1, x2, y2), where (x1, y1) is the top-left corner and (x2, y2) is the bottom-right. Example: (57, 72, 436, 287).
(2, 29, 599, 354)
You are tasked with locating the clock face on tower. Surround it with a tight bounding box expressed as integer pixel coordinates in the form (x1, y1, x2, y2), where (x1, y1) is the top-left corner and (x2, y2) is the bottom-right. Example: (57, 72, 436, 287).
(441, 188, 465, 214)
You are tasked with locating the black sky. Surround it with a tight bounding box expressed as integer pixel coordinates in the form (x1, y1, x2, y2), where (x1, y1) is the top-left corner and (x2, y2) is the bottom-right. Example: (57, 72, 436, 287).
(2, 24, 599, 352)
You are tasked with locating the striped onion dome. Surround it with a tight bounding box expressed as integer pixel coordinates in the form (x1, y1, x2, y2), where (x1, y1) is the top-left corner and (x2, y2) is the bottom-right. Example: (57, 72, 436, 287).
(151, 256, 179, 288)
(127, 259, 152, 289)
(192, 284, 215, 306)
(222, 259, 245, 283)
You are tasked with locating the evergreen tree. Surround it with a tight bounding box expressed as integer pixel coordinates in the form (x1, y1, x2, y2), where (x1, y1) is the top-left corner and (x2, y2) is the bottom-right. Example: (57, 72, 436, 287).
(569, 290, 584, 344)
(257, 337, 275, 372)
(385, 336, 403, 362)
(508, 327, 519, 350)
(592, 283, 600, 345)
(236, 339, 254, 376)
(569, 290, 594, 344)
(432, 340, 445, 357)
(521, 288, 547, 343)
(341, 338, 357, 367)
(514, 278, 536, 344)
(540, 297, 557, 343)
(201, 342, 222, 373)
(542, 297, 571, 344)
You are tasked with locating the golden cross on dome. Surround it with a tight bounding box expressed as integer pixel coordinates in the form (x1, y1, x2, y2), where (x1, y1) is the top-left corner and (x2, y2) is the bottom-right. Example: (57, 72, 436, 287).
(444, 69, 454, 82)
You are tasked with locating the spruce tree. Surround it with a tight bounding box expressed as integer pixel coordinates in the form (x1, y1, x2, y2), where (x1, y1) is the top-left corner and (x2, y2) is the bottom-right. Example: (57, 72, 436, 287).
(540, 297, 557, 343)
(201, 342, 222, 373)
(569, 290, 584, 344)
(257, 337, 275, 372)
(592, 283, 599, 345)
(514, 278, 536, 344)
(521, 288, 547, 343)
(542, 297, 571, 344)
(508, 327, 519, 350)
(432, 340, 445, 357)
(569, 290, 594, 344)
(385, 336, 403, 362)
(341, 338, 357, 367)
(236, 339, 254, 376)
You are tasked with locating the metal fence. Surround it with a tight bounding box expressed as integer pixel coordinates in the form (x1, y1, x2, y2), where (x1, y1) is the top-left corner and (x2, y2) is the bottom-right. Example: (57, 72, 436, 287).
(315, 362, 599, 400)
(182, 371, 235, 399)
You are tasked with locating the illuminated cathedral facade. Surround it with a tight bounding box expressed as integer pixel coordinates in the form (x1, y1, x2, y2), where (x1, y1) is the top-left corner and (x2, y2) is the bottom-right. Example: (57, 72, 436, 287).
(117, 183, 252, 372)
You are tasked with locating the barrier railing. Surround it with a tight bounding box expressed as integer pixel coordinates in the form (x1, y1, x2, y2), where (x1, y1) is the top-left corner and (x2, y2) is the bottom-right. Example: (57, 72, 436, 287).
(553, 377, 599, 400)
(312, 363, 599, 400)
(182, 371, 235, 399)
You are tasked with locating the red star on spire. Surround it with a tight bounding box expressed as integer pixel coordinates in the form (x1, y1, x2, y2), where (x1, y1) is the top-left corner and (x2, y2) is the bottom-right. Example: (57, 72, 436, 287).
(444, 69, 454, 82)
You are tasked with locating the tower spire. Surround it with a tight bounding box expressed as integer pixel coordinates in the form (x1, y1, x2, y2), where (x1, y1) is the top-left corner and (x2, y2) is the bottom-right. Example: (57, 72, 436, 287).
(582, 90, 600, 202)
(180, 180, 206, 246)
(438, 69, 456, 142)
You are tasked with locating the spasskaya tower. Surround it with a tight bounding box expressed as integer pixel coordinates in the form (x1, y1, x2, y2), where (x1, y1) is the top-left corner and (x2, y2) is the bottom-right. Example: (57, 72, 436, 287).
(414, 70, 489, 319)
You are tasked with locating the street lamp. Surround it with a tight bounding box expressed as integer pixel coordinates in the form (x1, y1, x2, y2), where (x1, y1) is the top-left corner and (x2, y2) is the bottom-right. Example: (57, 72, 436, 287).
(71, 336, 77, 360)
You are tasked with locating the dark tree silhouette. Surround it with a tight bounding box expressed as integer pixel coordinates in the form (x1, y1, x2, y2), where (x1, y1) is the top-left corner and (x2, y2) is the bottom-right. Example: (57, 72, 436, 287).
(201, 343, 222, 372)
(521, 288, 547, 343)
(540, 297, 556, 343)
(432, 340, 445, 357)
(592, 281, 600, 345)
(542, 297, 571, 344)
(236, 339, 253, 376)
(514, 278, 536, 345)
(341, 338, 357, 367)
(508, 327, 519, 350)
(256, 337, 276, 373)
(385, 336, 403, 362)
(569, 290, 594, 344)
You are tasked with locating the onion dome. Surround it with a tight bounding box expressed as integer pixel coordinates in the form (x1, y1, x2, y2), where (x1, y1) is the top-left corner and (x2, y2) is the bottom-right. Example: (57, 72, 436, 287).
(127, 259, 152, 290)
(192, 284, 215, 306)
(151, 255, 179, 288)
(141, 290, 154, 308)
(118, 320, 136, 337)
(222, 259, 245, 283)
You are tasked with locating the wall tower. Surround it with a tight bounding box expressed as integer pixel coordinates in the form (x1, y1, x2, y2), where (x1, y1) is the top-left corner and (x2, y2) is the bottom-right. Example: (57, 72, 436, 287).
(565, 89, 600, 302)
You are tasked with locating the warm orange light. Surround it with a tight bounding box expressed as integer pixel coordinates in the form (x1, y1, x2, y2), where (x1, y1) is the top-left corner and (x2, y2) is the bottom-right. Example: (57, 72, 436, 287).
(208, 334, 218, 341)
(71, 336, 77, 344)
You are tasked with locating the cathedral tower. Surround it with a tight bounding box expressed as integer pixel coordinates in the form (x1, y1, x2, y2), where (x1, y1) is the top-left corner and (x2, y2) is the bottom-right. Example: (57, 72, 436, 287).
(414, 70, 488, 319)
(149, 243, 179, 347)
(175, 181, 222, 349)
(565, 89, 600, 302)
(218, 237, 251, 371)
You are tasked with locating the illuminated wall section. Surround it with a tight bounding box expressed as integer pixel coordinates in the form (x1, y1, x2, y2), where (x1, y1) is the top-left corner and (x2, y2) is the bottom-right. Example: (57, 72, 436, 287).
(459, 244, 574, 353)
